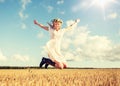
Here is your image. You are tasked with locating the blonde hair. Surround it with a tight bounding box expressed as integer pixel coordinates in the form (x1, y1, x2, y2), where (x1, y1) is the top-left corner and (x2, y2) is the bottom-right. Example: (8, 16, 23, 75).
(51, 18, 63, 23)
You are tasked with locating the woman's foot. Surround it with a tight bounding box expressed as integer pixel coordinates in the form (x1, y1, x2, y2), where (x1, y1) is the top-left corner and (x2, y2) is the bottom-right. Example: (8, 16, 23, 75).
(39, 57, 55, 68)
(39, 57, 46, 68)
(45, 64, 49, 69)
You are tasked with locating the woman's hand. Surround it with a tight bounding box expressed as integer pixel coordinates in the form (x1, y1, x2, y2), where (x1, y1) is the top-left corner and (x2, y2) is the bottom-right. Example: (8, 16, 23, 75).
(75, 19, 80, 23)
(34, 20, 49, 31)
(34, 20, 38, 25)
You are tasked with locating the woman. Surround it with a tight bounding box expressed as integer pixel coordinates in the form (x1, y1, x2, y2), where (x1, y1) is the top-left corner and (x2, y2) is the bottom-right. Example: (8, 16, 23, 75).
(34, 18, 80, 69)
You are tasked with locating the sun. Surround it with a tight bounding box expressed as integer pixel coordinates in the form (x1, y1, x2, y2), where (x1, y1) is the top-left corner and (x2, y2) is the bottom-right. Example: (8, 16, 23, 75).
(92, 0, 116, 9)
(95, 0, 108, 8)
(89, 0, 117, 20)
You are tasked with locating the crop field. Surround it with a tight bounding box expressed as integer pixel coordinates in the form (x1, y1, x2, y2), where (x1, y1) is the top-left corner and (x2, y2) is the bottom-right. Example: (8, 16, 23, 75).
(0, 68, 120, 86)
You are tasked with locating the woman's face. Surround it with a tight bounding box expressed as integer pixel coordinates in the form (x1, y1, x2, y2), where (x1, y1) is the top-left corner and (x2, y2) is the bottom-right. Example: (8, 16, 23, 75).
(53, 21, 62, 31)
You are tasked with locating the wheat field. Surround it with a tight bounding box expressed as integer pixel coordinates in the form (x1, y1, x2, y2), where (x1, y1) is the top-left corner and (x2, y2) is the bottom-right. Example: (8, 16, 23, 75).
(0, 68, 120, 86)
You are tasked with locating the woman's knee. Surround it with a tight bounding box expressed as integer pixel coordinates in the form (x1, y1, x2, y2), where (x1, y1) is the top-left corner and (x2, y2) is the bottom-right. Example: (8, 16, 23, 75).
(55, 62, 64, 69)
(62, 62, 67, 68)
(63, 64, 67, 68)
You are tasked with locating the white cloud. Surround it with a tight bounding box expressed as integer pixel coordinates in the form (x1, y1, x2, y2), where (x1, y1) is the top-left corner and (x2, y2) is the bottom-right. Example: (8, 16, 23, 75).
(42, 4, 54, 13)
(19, 0, 31, 29)
(107, 12, 118, 19)
(21, 0, 31, 10)
(0, 49, 7, 61)
(59, 11, 65, 15)
(57, 0, 64, 4)
(106, 44, 120, 61)
(19, 0, 31, 20)
(47, 6, 53, 13)
(72, 4, 80, 12)
(62, 38, 71, 49)
(37, 31, 44, 39)
(64, 50, 82, 62)
(72, 1, 90, 12)
(62, 24, 120, 62)
(40, 46, 48, 57)
(19, 11, 28, 20)
(13, 54, 29, 62)
(21, 23, 27, 29)
(0, 0, 5, 3)
(81, 36, 112, 61)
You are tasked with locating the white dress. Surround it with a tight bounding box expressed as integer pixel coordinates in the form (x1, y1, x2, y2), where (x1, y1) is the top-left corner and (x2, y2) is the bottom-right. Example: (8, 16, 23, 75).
(46, 27, 66, 63)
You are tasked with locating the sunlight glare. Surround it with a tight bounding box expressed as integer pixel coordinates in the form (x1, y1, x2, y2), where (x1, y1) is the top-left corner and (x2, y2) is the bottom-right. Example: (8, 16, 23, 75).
(93, 0, 117, 9)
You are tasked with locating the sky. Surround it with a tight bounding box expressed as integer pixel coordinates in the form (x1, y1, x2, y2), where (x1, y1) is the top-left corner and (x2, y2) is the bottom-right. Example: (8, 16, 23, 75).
(0, 0, 120, 68)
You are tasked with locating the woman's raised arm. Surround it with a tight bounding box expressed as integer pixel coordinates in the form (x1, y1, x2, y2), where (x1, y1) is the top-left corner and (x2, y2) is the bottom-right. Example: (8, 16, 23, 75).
(65, 19, 80, 31)
(34, 20, 49, 31)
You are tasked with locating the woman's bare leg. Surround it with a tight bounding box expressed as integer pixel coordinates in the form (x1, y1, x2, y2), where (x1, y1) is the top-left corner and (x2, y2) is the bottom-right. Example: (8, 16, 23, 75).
(54, 61, 64, 69)
(62, 62, 67, 68)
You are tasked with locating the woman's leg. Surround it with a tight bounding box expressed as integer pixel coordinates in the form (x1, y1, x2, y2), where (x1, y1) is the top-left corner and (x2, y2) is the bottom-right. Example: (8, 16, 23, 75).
(40, 57, 55, 68)
(54, 61, 64, 69)
(62, 62, 67, 68)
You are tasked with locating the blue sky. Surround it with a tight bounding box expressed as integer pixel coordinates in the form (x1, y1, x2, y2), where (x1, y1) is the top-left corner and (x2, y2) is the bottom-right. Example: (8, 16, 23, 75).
(0, 0, 120, 68)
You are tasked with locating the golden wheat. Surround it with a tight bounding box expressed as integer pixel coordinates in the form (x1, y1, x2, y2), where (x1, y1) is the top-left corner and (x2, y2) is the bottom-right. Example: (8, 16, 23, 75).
(0, 69, 120, 86)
